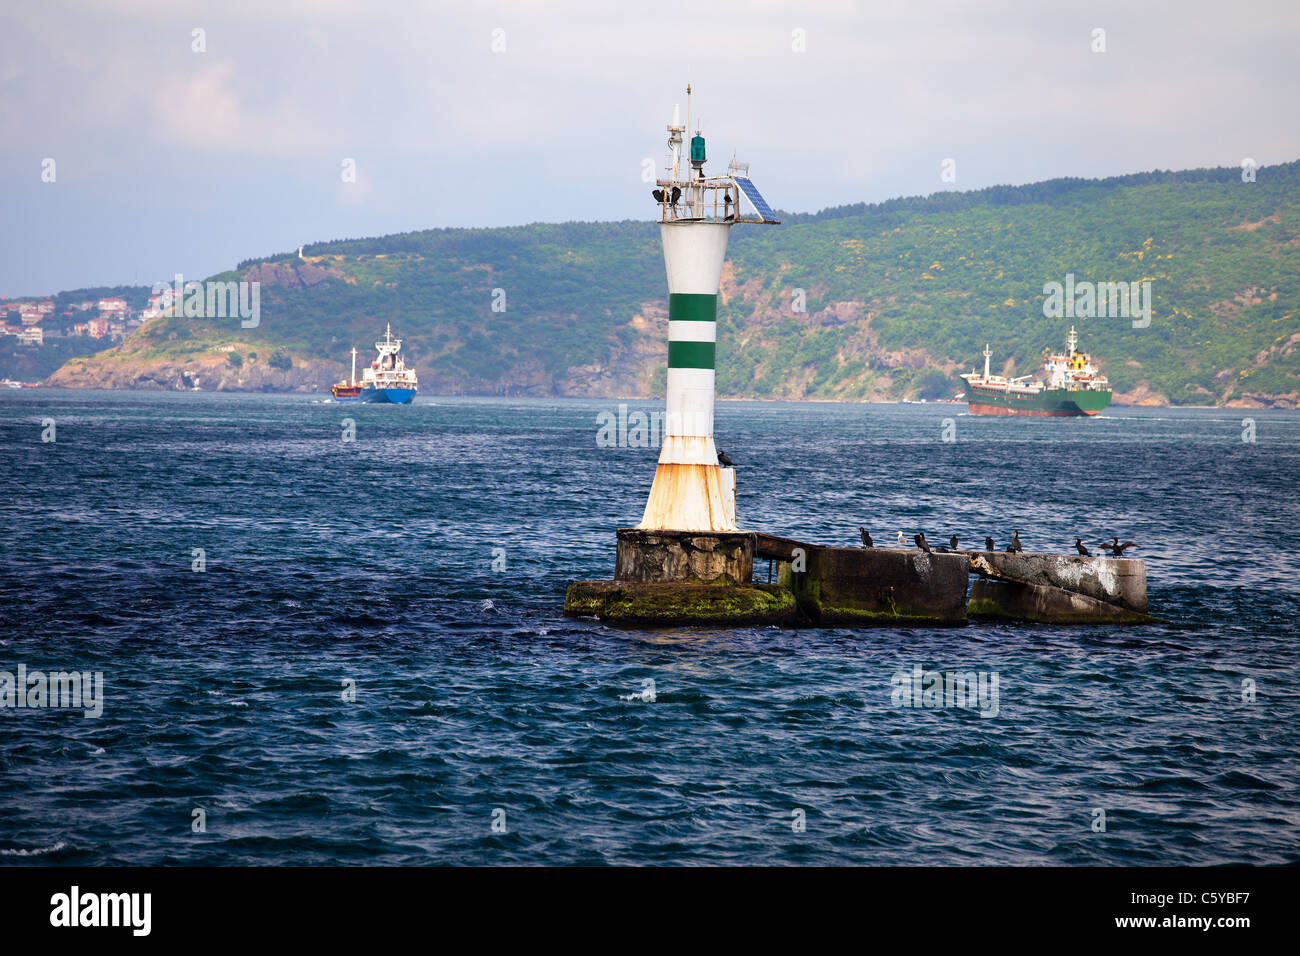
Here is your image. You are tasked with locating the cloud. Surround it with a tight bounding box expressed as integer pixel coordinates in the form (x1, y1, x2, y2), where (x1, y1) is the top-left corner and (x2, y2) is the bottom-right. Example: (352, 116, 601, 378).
(152, 59, 329, 156)
(3, 0, 1299, 295)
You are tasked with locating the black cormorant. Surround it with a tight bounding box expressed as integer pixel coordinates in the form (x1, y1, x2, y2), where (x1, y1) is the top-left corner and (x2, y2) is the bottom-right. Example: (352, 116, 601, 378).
(1101, 537, 1138, 557)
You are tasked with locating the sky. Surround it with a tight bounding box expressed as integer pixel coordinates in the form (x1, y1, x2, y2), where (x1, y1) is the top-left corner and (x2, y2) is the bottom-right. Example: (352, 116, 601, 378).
(2, 0, 1298, 297)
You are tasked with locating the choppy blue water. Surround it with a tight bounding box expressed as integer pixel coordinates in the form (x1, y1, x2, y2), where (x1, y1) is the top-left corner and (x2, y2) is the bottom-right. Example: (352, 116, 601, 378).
(1, 391, 1297, 865)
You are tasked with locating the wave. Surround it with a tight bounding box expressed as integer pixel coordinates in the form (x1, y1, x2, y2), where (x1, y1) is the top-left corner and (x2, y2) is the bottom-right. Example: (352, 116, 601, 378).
(0, 840, 69, 857)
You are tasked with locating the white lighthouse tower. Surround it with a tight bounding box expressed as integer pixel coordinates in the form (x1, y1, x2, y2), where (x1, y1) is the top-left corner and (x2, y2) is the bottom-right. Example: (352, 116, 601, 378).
(638, 85, 779, 532)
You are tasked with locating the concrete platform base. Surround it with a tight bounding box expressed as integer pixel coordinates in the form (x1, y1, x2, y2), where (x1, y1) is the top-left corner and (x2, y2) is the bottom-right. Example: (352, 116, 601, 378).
(567, 532, 1155, 628)
(776, 546, 968, 626)
(564, 580, 798, 626)
(968, 551, 1147, 613)
(969, 579, 1156, 624)
(615, 528, 754, 585)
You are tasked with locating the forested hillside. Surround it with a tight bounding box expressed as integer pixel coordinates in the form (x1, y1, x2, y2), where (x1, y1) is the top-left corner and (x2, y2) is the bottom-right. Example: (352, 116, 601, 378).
(45, 161, 1300, 406)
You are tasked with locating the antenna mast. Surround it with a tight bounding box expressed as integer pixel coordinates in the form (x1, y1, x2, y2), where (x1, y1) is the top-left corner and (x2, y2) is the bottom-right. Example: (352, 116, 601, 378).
(686, 82, 692, 146)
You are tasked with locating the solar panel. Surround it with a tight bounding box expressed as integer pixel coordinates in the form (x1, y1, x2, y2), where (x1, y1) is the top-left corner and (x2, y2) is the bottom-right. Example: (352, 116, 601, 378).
(733, 177, 779, 223)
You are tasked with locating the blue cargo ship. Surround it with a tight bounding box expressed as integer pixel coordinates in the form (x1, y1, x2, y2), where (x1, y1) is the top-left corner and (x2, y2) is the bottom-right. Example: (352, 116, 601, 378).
(330, 324, 418, 404)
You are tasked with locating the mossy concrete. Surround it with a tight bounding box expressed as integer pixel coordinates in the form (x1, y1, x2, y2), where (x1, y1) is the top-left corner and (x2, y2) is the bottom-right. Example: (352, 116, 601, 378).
(570, 533, 1155, 627)
(969, 579, 1157, 624)
(776, 546, 969, 625)
(564, 581, 799, 626)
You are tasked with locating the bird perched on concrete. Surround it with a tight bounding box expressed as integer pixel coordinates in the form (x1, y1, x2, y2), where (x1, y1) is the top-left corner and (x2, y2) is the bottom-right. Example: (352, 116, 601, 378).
(914, 532, 932, 553)
(985, 536, 995, 552)
(896, 531, 907, 549)
(860, 527, 873, 548)
(1100, 537, 1138, 557)
(1074, 538, 1091, 556)
(717, 450, 735, 466)
(934, 534, 962, 554)
(1009, 530, 1023, 553)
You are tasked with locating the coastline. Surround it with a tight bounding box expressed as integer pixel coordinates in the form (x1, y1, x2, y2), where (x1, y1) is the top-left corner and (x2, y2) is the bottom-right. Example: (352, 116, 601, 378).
(6, 384, 1295, 412)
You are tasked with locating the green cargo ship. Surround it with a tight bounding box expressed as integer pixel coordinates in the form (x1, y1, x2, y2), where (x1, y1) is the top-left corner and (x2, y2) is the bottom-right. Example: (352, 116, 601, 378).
(961, 327, 1111, 417)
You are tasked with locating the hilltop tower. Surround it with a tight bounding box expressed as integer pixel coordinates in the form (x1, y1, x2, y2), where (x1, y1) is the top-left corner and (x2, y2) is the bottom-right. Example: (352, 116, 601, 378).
(638, 85, 779, 531)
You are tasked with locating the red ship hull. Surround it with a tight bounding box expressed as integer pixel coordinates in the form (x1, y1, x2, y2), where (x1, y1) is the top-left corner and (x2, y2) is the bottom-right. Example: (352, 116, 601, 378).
(968, 403, 1100, 418)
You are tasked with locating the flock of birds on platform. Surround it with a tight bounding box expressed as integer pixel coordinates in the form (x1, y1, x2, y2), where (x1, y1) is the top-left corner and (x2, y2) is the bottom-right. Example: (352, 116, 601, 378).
(716, 452, 1138, 558)
(857, 527, 1138, 557)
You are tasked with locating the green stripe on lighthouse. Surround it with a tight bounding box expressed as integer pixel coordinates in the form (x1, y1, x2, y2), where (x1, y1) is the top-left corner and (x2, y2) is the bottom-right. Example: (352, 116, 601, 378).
(668, 293, 717, 322)
(668, 341, 716, 369)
